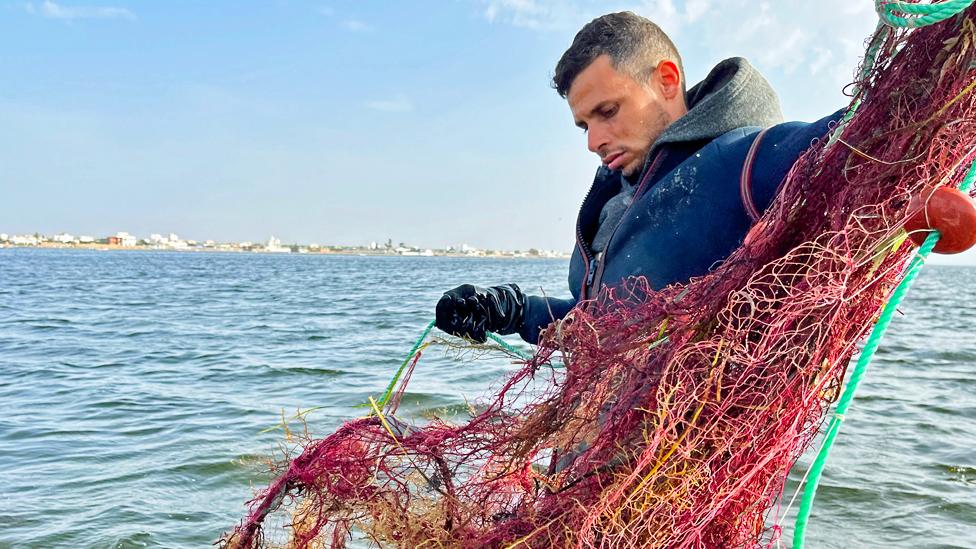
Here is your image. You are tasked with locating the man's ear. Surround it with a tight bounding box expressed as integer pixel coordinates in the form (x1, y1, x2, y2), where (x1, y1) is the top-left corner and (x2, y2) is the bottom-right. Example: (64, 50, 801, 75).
(657, 60, 683, 100)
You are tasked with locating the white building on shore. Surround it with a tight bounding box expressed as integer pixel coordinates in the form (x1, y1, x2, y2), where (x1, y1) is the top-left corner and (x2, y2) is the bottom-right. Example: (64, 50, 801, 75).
(10, 234, 40, 246)
(115, 232, 137, 247)
(266, 236, 290, 253)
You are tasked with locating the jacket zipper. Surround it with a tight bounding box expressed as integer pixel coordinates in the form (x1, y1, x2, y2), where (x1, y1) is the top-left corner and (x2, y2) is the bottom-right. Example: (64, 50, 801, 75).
(585, 149, 668, 297)
(575, 178, 599, 300)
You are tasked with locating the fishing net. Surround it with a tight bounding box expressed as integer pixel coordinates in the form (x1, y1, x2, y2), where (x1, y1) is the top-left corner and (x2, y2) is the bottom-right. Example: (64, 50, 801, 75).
(222, 5, 976, 548)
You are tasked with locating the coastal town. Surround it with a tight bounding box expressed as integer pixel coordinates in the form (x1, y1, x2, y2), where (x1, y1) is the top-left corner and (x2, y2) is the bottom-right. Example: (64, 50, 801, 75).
(0, 231, 571, 259)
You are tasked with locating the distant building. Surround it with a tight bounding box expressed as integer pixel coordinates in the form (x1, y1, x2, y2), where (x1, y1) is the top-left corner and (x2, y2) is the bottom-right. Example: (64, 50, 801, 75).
(10, 234, 39, 245)
(148, 232, 188, 249)
(460, 243, 483, 256)
(78, 235, 95, 244)
(114, 232, 137, 247)
(107, 236, 122, 245)
(266, 236, 289, 253)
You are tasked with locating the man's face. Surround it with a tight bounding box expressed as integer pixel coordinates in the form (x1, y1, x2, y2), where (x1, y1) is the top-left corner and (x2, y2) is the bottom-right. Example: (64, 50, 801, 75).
(568, 55, 681, 177)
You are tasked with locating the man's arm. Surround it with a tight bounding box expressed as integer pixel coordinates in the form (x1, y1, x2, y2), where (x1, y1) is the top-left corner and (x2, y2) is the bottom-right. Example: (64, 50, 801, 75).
(518, 294, 577, 344)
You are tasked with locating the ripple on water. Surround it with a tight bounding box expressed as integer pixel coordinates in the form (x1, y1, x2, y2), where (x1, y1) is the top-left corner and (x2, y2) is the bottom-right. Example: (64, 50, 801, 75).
(1, 249, 973, 547)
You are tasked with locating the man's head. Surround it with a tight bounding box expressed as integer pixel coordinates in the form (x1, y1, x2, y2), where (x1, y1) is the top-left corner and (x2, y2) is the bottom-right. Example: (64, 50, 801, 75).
(554, 12, 688, 176)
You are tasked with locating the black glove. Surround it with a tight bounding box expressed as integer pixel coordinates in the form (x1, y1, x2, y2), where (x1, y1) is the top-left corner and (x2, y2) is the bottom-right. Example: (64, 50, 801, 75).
(435, 283, 526, 343)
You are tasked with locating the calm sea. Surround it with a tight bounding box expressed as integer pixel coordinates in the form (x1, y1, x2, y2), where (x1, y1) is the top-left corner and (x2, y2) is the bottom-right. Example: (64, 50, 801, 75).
(1, 249, 973, 548)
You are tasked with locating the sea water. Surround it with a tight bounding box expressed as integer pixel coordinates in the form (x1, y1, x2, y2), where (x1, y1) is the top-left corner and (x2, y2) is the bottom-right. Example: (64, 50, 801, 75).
(1, 249, 973, 548)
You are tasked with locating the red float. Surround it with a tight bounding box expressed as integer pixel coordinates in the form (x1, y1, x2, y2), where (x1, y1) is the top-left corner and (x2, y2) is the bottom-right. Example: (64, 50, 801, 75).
(904, 186, 976, 254)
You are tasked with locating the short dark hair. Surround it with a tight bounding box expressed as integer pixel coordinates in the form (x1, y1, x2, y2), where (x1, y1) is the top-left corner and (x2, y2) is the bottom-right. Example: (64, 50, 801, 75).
(552, 11, 685, 98)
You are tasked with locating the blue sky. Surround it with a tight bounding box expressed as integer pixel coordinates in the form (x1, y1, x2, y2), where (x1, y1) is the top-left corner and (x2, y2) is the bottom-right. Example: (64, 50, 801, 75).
(2, 0, 974, 263)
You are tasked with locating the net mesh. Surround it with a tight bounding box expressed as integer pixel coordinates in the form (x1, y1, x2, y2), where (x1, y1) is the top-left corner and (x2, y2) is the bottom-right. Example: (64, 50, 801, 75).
(222, 7, 976, 548)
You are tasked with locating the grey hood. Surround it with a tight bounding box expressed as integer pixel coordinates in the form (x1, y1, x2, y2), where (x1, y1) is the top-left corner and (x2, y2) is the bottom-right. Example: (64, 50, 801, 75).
(653, 57, 784, 150)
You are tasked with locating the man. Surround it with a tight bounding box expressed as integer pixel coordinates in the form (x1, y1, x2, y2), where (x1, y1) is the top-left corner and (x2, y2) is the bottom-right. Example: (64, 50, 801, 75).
(435, 11, 842, 344)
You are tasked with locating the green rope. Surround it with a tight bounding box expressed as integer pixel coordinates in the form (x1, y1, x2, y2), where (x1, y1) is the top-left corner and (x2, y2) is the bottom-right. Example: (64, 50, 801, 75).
(793, 160, 976, 547)
(876, 0, 974, 28)
(487, 332, 534, 360)
(372, 319, 436, 410)
(371, 321, 535, 411)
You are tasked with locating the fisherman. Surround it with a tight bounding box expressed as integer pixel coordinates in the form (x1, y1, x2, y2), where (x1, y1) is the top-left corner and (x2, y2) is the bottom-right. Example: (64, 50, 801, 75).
(435, 11, 843, 344)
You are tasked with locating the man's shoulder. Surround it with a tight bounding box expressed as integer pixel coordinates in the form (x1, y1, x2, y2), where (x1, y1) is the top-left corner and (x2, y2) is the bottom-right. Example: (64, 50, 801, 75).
(706, 109, 846, 161)
(711, 109, 845, 143)
(712, 125, 763, 147)
(692, 126, 763, 165)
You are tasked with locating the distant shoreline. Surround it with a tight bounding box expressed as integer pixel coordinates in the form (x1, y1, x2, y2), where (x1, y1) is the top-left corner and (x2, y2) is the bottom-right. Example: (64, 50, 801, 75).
(0, 243, 570, 259)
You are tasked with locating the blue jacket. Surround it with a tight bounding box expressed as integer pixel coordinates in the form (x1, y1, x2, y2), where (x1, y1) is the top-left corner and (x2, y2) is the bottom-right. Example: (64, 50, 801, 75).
(518, 59, 843, 343)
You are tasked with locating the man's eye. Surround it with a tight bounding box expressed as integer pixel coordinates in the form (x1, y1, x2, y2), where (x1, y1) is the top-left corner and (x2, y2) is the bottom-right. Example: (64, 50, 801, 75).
(600, 106, 618, 118)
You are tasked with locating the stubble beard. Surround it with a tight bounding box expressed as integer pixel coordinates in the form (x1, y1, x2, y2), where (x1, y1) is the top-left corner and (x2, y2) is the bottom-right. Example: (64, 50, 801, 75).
(624, 105, 672, 178)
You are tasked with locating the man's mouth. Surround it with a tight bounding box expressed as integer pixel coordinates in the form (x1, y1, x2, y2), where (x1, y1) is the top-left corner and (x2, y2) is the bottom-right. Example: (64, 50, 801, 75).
(603, 151, 626, 171)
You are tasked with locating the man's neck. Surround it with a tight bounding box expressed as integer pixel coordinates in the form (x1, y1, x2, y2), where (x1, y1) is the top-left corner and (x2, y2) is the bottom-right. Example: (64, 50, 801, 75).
(622, 170, 641, 186)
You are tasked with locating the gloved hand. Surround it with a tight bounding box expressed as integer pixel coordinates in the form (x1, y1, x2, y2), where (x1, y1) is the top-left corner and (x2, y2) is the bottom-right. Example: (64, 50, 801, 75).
(435, 283, 526, 343)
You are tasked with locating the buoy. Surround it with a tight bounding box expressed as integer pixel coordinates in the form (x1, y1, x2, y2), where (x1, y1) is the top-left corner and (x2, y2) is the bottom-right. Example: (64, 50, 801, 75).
(904, 186, 976, 254)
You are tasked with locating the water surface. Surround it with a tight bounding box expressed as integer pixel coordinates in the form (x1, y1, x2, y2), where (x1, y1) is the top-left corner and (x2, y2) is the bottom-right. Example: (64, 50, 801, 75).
(0, 249, 972, 547)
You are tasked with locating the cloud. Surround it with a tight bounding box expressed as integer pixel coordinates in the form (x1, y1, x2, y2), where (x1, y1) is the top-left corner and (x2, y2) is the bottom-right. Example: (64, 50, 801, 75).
(342, 19, 372, 32)
(489, 0, 668, 31)
(679, 1, 875, 84)
(808, 46, 834, 77)
(684, 0, 710, 23)
(25, 0, 134, 20)
(365, 96, 414, 113)
(315, 6, 371, 31)
(481, 0, 602, 30)
(756, 26, 809, 74)
(473, 0, 879, 119)
(478, 0, 710, 32)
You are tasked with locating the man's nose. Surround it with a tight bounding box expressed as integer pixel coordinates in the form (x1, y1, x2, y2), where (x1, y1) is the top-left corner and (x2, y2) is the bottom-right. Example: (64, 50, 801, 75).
(587, 125, 608, 156)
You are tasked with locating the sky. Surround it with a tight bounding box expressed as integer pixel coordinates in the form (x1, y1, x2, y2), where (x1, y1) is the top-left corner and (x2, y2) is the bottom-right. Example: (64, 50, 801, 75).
(2, 0, 974, 264)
